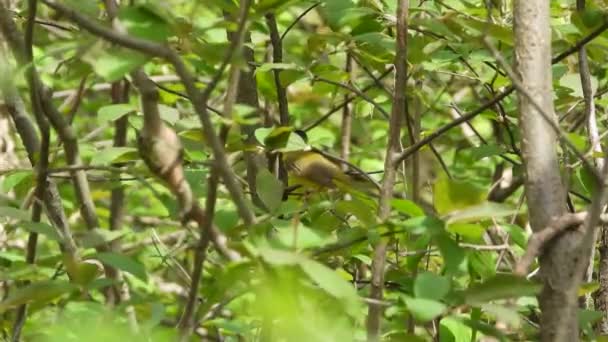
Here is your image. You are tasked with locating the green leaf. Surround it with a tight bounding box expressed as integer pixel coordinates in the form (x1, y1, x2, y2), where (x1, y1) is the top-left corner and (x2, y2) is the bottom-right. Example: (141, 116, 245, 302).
(391, 199, 424, 217)
(254, 127, 274, 145)
(20, 222, 61, 241)
(0, 206, 30, 220)
(0, 280, 77, 313)
(273, 220, 326, 249)
(1, 171, 32, 193)
(440, 316, 473, 342)
(443, 202, 517, 224)
(469, 251, 497, 279)
(258, 247, 302, 265)
(255, 0, 300, 13)
(320, 0, 356, 30)
(579, 281, 600, 297)
(281, 131, 309, 152)
(404, 296, 446, 322)
(84, 47, 149, 82)
(414, 272, 450, 301)
(579, 309, 604, 330)
(214, 209, 240, 232)
(446, 223, 485, 241)
(335, 198, 376, 227)
(306, 126, 336, 148)
(433, 176, 486, 215)
(256, 169, 284, 213)
(300, 259, 360, 315)
(63, 0, 98, 17)
(90, 147, 138, 165)
(450, 18, 513, 45)
(255, 126, 306, 151)
(501, 224, 528, 249)
(463, 275, 541, 305)
(468, 144, 503, 160)
(73, 260, 104, 286)
(559, 73, 598, 98)
(279, 69, 306, 88)
(574, 165, 598, 196)
(158, 104, 180, 125)
(193, 42, 231, 66)
(0, 251, 25, 263)
(257, 63, 301, 72)
(96, 253, 148, 281)
(398, 216, 445, 236)
(436, 233, 467, 275)
(119, 6, 172, 42)
(97, 104, 136, 124)
(482, 303, 521, 329)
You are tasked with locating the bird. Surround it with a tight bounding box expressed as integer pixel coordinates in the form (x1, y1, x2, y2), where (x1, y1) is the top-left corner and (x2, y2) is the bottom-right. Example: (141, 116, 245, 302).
(281, 130, 379, 197)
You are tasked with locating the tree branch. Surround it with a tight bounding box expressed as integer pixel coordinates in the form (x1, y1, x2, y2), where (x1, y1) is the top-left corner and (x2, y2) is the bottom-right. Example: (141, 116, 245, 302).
(303, 67, 394, 131)
(40, 0, 257, 226)
(0, 3, 81, 277)
(393, 18, 608, 168)
(367, 1, 408, 341)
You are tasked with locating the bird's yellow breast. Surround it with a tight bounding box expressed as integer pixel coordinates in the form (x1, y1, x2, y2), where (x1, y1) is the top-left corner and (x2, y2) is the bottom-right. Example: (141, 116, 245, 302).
(283, 151, 349, 189)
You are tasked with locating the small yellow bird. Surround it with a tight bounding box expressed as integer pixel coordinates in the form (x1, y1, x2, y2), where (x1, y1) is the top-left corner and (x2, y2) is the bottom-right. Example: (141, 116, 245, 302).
(283, 150, 350, 189)
(281, 130, 379, 196)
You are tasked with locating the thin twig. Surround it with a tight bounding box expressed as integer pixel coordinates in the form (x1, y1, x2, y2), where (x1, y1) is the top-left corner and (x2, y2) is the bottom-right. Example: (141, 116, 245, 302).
(12, 1, 56, 337)
(0, 0, 83, 279)
(314, 76, 390, 119)
(280, 2, 321, 42)
(104, 0, 138, 323)
(367, 1, 408, 341)
(178, 26, 244, 337)
(40, 0, 257, 226)
(393, 20, 608, 167)
(266, 11, 290, 186)
(515, 212, 608, 276)
(483, 37, 600, 183)
(575, 0, 604, 311)
(340, 54, 353, 176)
(303, 67, 394, 131)
(150, 81, 223, 116)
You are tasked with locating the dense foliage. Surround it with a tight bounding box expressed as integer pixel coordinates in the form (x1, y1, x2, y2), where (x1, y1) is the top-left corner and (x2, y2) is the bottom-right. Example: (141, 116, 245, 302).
(1, 0, 608, 341)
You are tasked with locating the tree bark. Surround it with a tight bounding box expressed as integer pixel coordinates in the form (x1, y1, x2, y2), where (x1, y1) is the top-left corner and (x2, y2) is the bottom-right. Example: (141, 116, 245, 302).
(597, 227, 608, 333)
(514, 0, 581, 340)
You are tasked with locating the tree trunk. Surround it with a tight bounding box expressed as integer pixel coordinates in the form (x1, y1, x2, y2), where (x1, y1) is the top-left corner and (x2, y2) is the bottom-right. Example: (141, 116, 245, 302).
(597, 227, 608, 333)
(514, 0, 582, 340)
